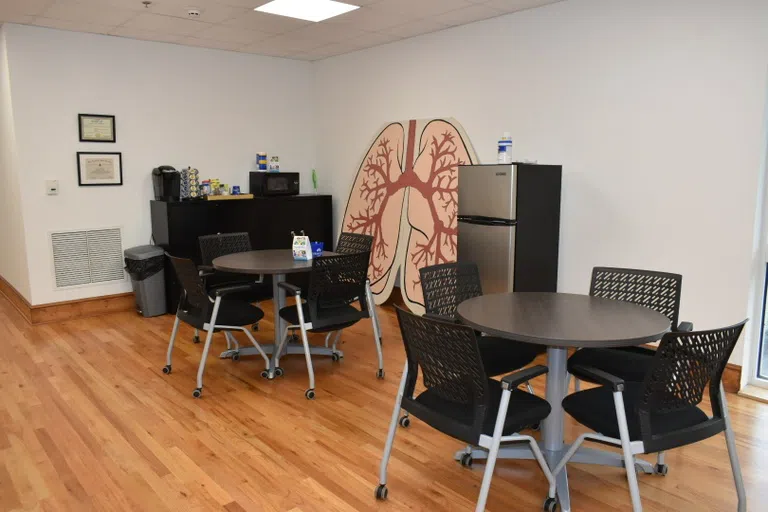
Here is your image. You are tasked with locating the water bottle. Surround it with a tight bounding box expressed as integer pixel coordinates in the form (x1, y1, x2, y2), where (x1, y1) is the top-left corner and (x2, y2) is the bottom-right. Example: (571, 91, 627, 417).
(497, 132, 513, 164)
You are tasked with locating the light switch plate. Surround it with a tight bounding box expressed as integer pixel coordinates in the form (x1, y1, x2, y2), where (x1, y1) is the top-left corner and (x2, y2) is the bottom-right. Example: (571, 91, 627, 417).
(46, 180, 59, 195)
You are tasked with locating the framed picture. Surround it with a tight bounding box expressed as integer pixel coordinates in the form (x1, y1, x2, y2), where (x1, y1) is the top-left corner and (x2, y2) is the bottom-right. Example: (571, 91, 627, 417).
(77, 152, 123, 186)
(78, 114, 116, 143)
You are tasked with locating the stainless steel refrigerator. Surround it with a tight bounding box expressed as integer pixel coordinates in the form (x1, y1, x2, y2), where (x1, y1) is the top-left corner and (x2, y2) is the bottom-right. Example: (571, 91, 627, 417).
(457, 163, 562, 295)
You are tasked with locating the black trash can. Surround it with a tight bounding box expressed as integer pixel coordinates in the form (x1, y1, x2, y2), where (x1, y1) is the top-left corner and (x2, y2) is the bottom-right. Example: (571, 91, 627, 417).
(124, 245, 166, 317)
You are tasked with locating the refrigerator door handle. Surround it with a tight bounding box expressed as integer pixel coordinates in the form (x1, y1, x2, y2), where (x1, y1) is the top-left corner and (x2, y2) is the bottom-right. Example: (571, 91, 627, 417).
(457, 215, 517, 227)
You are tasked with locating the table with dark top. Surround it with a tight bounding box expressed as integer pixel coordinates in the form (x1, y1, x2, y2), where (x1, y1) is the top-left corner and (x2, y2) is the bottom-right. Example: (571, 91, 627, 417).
(212, 249, 337, 360)
(457, 292, 671, 512)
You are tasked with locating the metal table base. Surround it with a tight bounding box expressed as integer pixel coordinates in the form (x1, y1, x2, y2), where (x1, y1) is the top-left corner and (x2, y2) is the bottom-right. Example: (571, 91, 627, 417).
(452, 346, 653, 512)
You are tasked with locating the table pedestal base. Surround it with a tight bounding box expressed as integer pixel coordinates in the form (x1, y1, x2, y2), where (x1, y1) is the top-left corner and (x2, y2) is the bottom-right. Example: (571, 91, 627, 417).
(453, 444, 654, 512)
(219, 345, 343, 360)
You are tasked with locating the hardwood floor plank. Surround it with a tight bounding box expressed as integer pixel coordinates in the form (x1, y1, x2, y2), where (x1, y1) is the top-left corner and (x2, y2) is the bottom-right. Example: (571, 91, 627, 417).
(0, 292, 766, 511)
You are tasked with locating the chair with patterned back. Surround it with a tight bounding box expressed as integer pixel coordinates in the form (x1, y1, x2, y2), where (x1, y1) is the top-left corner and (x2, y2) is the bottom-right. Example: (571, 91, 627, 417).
(272, 252, 383, 399)
(557, 321, 747, 512)
(163, 254, 270, 398)
(375, 307, 557, 512)
(335, 232, 374, 255)
(567, 266, 694, 473)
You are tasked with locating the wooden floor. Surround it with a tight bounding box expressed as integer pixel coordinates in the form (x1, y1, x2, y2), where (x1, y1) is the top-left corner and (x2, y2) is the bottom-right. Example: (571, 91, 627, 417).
(1, 294, 767, 512)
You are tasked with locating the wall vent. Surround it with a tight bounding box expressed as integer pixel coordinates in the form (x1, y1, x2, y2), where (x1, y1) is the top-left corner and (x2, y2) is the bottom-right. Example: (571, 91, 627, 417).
(51, 228, 125, 288)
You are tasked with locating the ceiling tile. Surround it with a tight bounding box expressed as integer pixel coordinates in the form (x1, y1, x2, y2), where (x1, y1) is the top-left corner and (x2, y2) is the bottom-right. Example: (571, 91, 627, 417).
(244, 32, 322, 53)
(213, 0, 269, 8)
(140, 0, 248, 24)
(0, 14, 35, 24)
(0, 0, 55, 17)
(32, 17, 115, 34)
(197, 23, 269, 43)
(381, 17, 448, 39)
(179, 36, 245, 51)
(298, 41, 354, 61)
(322, 6, 405, 32)
(41, 0, 139, 26)
(479, 0, 564, 13)
(110, 25, 185, 43)
(121, 12, 212, 35)
(284, 20, 368, 44)
(433, 4, 505, 27)
(221, 10, 309, 34)
(369, 0, 475, 19)
(344, 30, 402, 51)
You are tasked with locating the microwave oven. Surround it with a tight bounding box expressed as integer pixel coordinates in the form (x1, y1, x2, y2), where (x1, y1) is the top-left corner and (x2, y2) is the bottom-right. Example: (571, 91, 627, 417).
(249, 172, 300, 197)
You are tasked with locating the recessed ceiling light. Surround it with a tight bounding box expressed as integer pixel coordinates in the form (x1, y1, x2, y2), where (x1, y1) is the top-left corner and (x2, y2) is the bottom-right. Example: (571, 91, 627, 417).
(255, 0, 359, 23)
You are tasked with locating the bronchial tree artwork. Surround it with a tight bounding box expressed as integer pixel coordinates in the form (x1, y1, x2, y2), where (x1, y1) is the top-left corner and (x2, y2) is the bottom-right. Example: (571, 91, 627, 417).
(343, 118, 478, 312)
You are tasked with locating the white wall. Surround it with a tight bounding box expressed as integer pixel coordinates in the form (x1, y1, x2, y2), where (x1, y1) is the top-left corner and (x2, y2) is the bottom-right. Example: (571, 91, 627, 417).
(3, 24, 315, 305)
(314, 0, 768, 364)
(0, 25, 31, 300)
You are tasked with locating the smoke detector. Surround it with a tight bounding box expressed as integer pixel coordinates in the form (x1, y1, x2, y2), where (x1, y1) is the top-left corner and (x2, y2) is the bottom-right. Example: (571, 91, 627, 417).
(187, 8, 201, 17)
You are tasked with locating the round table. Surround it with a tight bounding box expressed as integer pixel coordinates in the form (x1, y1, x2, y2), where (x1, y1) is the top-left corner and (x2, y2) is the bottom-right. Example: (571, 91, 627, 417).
(457, 292, 671, 512)
(212, 249, 336, 360)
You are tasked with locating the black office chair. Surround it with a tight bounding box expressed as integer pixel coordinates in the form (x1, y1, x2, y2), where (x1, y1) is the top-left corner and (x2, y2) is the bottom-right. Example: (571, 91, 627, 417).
(191, 232, 267, 346)
(162, 254, 271, 398)
(556, 321, 747, 512)
(272, 252, 384, 399)
(306, 232, 378, 351)
(566, 267, 693, 473)
(335, 232, 374, 255)
(375, 308, 558, 512)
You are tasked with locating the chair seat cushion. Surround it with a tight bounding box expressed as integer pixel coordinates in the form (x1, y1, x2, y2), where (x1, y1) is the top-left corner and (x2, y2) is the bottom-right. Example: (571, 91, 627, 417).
(562, 382, 708, 441)
(568, 346, 656, 383)
(213, 300, 265, 327)
(279, 302, 362, 332)
(413, 378, 551, 443)
(479, 336, 546, 377)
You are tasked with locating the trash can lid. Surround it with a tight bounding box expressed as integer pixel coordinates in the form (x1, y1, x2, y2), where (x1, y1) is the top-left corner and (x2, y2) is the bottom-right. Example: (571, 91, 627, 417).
(124, 245, 165, 260)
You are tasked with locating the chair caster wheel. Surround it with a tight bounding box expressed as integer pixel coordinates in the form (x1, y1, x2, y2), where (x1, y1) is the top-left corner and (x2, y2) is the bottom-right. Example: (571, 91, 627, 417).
(543, 497, 559, 512)
(459, 453, 473, 468)
(193, 335, 200, 344)
(252, 323, 259, 331)
(289, 333, 300, 343)
(531, 422, 541, 431)
(655, 463, 669, 476)
(331, 353, 341, 362)
(192, 388, 202, 398)
(162, 365, 171, 375)
(231, 352, 240, 361)
(375, 484, 388, 500)
(305, 389, 316, 400)
(275, 367, 284, 377)
(376, 369, 385, 379)
(399, 416, 410, 428)
(260, 370, 269, 379)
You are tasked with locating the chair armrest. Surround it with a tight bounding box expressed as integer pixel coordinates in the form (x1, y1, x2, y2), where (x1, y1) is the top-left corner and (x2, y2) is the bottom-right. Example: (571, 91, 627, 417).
(424, 312, 457, 323)
(676, 321, 694, 332)
(198, 265, 216, 277)
(571, 365, 625, 392)
(501, 365, 549, 390)
(213, 283, 257, 297)
(278, 282, 302, 296)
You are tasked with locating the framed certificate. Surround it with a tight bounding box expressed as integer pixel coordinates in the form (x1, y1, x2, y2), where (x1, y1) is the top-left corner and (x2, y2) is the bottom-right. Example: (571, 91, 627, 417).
(78, 114, 116, 143)
(77, 152, 123, 186)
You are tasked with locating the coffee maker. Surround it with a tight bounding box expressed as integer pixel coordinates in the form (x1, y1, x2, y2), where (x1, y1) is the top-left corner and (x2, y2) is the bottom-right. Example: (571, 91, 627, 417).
(152, 166, 180, 201)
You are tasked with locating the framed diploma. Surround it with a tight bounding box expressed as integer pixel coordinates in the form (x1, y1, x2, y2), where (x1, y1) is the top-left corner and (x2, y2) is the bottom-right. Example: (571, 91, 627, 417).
(78, 114, 116, 143)
(77, 152, 123, 186)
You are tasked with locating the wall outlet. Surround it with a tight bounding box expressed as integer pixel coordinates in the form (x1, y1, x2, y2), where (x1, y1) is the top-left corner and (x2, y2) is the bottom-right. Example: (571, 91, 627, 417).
(46, 180, 59, 195)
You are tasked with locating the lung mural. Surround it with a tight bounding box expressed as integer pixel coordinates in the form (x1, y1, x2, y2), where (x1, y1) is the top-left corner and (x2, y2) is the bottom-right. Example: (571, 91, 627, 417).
(342, 118, 478, 312)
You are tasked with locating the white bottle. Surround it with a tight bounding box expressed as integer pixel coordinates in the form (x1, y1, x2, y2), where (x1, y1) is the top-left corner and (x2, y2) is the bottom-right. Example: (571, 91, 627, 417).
(497, 132, 513, 164)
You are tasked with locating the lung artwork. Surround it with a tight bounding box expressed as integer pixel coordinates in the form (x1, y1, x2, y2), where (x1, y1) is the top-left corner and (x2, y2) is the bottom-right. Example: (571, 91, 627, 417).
(342, 118, 478, 312)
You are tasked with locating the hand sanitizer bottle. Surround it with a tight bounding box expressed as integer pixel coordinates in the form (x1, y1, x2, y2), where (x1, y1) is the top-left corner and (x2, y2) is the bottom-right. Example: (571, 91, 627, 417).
(497, 132, 513, 164)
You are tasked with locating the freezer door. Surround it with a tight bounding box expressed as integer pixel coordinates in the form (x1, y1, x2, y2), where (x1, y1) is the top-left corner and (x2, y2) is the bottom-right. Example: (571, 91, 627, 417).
(457, 221, 515, 294)
(458, 164, 516, 219)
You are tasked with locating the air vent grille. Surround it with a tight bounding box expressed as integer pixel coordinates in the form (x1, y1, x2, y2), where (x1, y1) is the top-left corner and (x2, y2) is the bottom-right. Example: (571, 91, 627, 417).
(51, 228, 125, 288)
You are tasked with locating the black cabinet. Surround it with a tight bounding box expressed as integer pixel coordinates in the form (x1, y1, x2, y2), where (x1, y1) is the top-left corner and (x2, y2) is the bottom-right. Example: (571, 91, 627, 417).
(151, 195, 333, 313)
